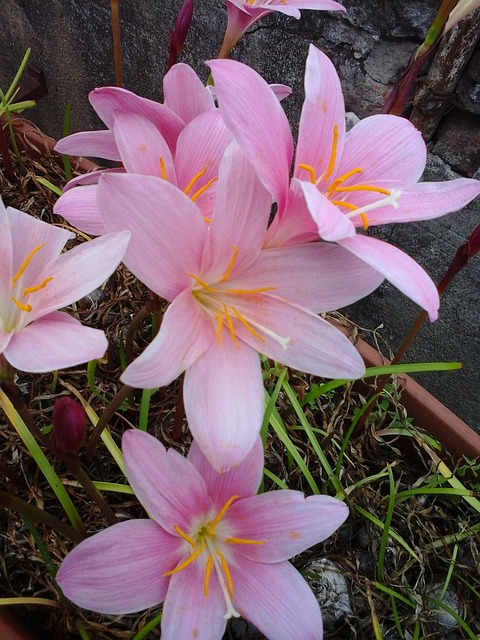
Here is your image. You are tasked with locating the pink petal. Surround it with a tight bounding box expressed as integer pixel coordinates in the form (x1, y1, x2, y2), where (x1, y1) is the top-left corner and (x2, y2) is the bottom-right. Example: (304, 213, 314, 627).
(8, 207, 72, 274)
(57, 519, 182, 614)
(0, 201, 13, 302)
(62, 167, 124, 192)
(230, 294, 365, 379)
(113, 111, 176, 179)
(274, 0, 345, 10)
(89, 86, 184, 152)
(235, 242, 384, 312)
(183, 337, 264, 473)
(339, 234, 440, 321)
(295, 44, 346, 185)
(296, 179, 356, 241)
(122, 429, 211, 534)
(121, 290, 214, 389)
(231, 559, 324, 640)
(31, 231, 130, 320)
(98, 173, 207, 300)
(201, 141, 272, 279)
(208, 58, 293, 213)
(0, 331, 12, 355)
(187, 437, 264, 510)
(334, 114, 426, 186)
(54, 130, 121, 161)
(161, 554, 227, 640)
(226, 491, 348, 562)
(163, 62, 215, 123)
(264, 185, 320, 248)
(364, 178, 480, 226)
(5, 312, 107, 373)
(53, 185, 107, 236)
(174, 109, 234, 216)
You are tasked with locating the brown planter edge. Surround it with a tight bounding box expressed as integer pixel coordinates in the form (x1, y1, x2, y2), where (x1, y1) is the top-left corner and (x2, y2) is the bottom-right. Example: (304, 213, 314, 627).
(351, 331, 480, 463)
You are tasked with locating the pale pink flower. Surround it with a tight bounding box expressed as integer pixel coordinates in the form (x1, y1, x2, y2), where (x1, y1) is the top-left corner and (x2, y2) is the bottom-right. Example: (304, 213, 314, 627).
(0, 199, 129, 373)
(97, 141, 383, 470)
(57, 429, 348, 639)
(54, 65, 232, 235)
(219, 0, 345, 58)
(208, 45, 480, 321)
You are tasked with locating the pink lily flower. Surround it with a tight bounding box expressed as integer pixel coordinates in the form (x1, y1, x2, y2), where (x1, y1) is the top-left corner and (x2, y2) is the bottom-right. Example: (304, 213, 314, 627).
(208, 46, 480, 321)
(57, 429, 348, 639)
(54, 107, 233, 236)
(0, 199, 129, 373)
(98, 141, 383, 470)
(219, 0, 345, 58)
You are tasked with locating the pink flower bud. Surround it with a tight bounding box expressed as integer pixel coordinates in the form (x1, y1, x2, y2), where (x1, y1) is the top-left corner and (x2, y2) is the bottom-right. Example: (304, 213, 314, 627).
(168, 0, 194, 69)
(51, 397, 86, 458)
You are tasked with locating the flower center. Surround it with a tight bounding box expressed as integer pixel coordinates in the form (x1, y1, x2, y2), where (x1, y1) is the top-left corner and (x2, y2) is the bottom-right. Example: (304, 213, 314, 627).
(187, 246, 291, 350)
(4, 243, 53, 331)
(163, 495, 266, 619)
(297, 122, 402, 230)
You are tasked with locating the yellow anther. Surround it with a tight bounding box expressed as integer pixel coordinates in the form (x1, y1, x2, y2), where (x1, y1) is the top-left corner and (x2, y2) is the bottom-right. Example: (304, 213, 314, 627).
(224, 286, 276, 295)
(208, 495, 239, 535)
(215, 311, 224, 346)
(162, 543, 206, 577)
(159, 156, 168, 180)
(223, 304, 240, 349)
(220, 246, 239, 283)
(334, 184, 391, 196)
(191, 176, 218, 203)
(360, 213, 369, 230)
(297, 163, 317, 184)
(204, 555, 213, 598)
(216, 550, 234, 599)
(324, 123, 339, 182)
(327, 167, 363, 195)
(329, 200, 358, 211)
(187, 273, 217, 293)
(174, 524, 197, 549)
(230, 306, 266, 343)
(225, 537, 266, 545)
(184, 166, 208, 196)
(12, 244, 45, 287)
(203, 216, 212, 224)
(22, 276, 54, 297)
(11, 297, 32, 312)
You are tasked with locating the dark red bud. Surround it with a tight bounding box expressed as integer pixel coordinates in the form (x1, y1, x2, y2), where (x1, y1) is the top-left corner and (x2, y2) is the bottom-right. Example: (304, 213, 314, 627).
(168, 0, 194, 69)
(467, 223, 480, 259)
(51, 397, 86, 458)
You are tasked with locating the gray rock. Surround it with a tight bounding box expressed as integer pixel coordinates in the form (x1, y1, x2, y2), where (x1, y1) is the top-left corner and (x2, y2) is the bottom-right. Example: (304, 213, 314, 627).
(304, 558, 352, 630)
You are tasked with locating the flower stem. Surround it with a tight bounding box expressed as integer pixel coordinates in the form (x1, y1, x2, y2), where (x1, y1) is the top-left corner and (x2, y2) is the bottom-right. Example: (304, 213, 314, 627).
(85, 383, 133, 461)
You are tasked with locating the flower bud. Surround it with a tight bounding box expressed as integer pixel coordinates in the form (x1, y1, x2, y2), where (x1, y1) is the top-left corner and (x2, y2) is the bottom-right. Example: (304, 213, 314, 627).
(51, 397, 86, 458)
(168, 0, 194, 69)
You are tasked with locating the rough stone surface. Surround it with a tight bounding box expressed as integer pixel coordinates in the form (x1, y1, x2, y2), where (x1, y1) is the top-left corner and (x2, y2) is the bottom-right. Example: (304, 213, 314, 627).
(304, 558, 352, 631)
(1, 0, 479, 432)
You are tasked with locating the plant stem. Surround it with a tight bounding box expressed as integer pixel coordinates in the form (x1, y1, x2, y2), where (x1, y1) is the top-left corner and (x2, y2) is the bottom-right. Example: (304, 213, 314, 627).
(0, 121, 15, 181)
(1, 380, 51, 450)
(0, 490, 85, 543)
(85, 383, 133, 461)
(171, 374, 185, 441)
(125, 294, 163, 365)
(63, 454, 118, 525)
(110, 0, 123, 87)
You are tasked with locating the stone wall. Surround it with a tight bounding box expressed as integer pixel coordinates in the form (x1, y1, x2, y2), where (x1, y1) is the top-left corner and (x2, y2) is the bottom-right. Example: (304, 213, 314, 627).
(1, 0, 479, 431)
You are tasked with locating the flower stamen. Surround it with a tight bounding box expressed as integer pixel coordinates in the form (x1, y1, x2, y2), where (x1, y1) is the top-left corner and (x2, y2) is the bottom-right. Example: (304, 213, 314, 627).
(220, 246, 239, 283)
(334, 184, 391, 196)
(208, 495, 239, 535)
(191, 176, 218, 203)
(230, 306, 266, 343)
(297, 163, 317, 184)
(223, 304, 239, 348)
(187, 273, 218, 293)
(22, 276, 54, 297)
(326, 167, 363, 195)
(204, 555, 213, 597)
(215, 310, 224, 346)
(12, 244, 45, 287)
(225, 537, 266, 545)
(184, 166, 207, 196)
(159, 157, 168, 181)
(324, 123, 339, 182)
(174, 524, 196, 549)
(162, 542, 206, 577)
(216, 550, 234, 599)
(11, 297, 32, 313)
